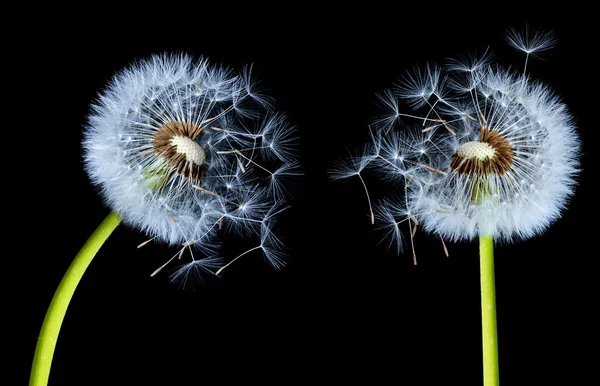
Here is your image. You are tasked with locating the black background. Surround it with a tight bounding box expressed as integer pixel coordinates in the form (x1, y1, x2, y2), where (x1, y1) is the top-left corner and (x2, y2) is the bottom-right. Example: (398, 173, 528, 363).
(15, 5, 596, 386)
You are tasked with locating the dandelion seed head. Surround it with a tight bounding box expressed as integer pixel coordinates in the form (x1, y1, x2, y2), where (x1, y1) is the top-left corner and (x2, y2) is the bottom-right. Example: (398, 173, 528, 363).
(83, 53, 300, 283)
(333, 27, 580, 254)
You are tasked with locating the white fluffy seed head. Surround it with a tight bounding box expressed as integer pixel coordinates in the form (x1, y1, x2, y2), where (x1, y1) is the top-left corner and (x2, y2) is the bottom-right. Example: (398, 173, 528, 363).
(335, 27, 580, 254)
(83, 53, 301, 281)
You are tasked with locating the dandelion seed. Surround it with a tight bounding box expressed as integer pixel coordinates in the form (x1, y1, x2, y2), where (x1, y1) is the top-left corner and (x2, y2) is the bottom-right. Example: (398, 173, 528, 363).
(441, 237, 449, 257)
(169, 257, 224, 289)
(215, 246, 262, 275)
(137, 237, 155, 249)
(425, 165, 447, 175)
(150, 265, 165, 278)
(506, 25, 556, 56)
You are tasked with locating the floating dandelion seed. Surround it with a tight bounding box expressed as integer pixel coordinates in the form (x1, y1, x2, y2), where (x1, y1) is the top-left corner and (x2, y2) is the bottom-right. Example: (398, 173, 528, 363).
(83, 53, 301, 282)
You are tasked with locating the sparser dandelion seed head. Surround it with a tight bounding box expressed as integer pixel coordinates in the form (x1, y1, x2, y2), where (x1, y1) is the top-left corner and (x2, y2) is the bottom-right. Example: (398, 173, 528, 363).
(332, 27, 580, 258)
(83, 53, 300, 284)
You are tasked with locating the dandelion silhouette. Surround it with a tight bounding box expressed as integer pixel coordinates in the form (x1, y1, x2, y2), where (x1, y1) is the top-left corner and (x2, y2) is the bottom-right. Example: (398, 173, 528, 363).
(331, 26, 580, 386)
(30, 54, 300, 386)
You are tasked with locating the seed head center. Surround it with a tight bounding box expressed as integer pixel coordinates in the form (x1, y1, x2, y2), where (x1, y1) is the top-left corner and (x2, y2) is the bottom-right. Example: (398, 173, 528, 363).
(449, 128, 514, 176)
(152, 121, 207, 180)
(170, 135, 205, 166)
(457, 141, 496, 161)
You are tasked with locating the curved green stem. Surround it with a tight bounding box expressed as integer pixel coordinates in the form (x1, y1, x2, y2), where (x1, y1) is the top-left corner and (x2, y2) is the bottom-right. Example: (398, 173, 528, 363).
(30, 211, 121, 386)
(480, 234, 499, 386)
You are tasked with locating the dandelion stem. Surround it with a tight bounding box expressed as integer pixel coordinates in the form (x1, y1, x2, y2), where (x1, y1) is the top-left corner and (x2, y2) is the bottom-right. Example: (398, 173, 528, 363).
(29, 211, 121, 386)
(480, 234, 499, 386)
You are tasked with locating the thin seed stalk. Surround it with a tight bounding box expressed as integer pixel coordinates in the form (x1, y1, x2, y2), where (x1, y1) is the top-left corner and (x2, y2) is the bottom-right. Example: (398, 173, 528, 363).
(480, 234, 499, 386)
(30, 212, 121, 386)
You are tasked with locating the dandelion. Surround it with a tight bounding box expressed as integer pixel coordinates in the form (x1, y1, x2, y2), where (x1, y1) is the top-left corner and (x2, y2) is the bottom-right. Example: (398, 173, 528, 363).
(30, 53, 300, 386)
(332, 27, 580, 386)
(83, 54, 300, 277)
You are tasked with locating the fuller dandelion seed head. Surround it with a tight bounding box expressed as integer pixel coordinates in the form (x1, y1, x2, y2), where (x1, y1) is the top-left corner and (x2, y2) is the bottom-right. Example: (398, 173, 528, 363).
(83, 53, 300, 284)
(332, 27, 580, 255)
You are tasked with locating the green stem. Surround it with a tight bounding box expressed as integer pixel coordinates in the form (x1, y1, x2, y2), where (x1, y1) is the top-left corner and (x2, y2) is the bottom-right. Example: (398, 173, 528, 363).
(480, 234, 499, 386)
(30, 211, 121, 386)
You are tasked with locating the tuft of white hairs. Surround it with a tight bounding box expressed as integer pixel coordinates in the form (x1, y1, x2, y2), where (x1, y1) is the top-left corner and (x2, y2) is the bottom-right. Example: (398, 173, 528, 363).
(83, 53, 301, 284)
(331, 27, 580, 259)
